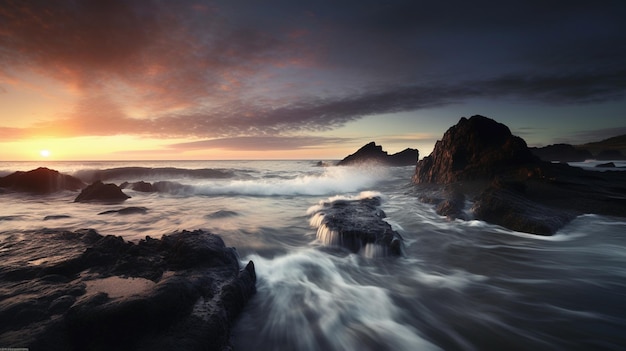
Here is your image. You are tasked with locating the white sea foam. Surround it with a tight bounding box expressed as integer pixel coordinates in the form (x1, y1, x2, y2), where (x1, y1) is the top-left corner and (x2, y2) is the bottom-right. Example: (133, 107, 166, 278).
(192, 166, 389, 196)
(241, 249, 441, 351)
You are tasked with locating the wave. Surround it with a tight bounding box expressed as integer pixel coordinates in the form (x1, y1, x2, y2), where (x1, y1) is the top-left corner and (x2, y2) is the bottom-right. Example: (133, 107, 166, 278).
(73, 167, 236, 183)
(235, 249, 441, 351)
(191, 166, 389, 196)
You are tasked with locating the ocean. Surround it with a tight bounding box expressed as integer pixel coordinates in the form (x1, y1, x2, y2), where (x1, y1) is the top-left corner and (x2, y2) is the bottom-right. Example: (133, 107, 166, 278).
(1, 160, 626, 350)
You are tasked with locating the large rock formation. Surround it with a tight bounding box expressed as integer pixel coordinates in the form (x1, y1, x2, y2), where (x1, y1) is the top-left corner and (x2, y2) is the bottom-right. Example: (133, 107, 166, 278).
(0, 167, 85, 193)
(530, 144, 593, 162)
(0, 229, 256, 351)
(413, 115, 626, 235)
(309, 194, 403, 256)
(413, 116, 537, 184)
(338, 142, 418, 166)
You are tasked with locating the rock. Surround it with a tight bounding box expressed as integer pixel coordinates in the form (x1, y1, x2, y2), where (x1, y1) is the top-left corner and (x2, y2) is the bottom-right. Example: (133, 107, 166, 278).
(470, 180, 576, 235)
(596, 162, 616, 168)
(98, 207, 149, 215)
(43, 215, 71, 221)
(338, 142, 418, 166)
(530, 144, 593, 162)
(128, 181, 155, 192)
(309, 195, 403, 256)
(596, 149, 626, 160)
(0, 167, 85, 194)
(74, 181, 130, 203)
(413, 115, 538, 184)
(412, 115, 626, 235)
(0, 229, 256, 351)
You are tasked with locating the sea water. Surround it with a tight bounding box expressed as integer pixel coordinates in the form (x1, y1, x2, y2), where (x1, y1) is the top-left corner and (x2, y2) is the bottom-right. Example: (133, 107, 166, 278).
(1, 160, 625, 350)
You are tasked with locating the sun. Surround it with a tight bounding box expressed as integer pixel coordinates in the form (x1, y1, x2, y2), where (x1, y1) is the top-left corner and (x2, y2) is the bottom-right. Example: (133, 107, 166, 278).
(39, 149, 51, 158)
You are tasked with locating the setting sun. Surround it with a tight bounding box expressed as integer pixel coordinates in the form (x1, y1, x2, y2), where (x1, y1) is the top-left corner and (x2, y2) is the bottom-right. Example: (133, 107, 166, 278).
(39, 149, 51, 158)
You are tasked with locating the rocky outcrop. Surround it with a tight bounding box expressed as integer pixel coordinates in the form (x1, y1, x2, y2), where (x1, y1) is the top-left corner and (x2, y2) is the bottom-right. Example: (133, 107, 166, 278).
(414, 116, 537, 184)
(0, 167, 85, 194)
(530, 144, 593, 162)
(413, 115, 626, 235)
(309, 195, 403, 256)
(74, 181, 130, 203)
(0, 229, 256, 351)
(338, 142, 418, 166)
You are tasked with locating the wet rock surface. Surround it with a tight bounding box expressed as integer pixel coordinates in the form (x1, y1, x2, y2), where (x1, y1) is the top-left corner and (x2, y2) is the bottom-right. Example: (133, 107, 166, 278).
(338, 142, 418, 166)
(0, 167, 85, 194)
(0, 229, 256, 351)
(74, 181, 130, 203)
(309, 195, 403, 256)
(413, 115, 626, 235)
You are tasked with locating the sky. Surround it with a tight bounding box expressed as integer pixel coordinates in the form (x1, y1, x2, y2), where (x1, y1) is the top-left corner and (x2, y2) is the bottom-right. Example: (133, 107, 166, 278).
(1, 0, 625, 161)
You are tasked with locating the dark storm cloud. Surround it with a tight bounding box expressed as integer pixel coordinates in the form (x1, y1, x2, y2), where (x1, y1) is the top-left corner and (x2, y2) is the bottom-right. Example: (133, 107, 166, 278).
(1, 0, 625, 140)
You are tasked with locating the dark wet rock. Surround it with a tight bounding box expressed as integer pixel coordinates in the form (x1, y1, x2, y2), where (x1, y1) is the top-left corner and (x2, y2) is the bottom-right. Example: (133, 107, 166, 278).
(530, 144, 593, 162)
(470, 180, 576, 235)
(414, 116, 538, 184)
(435, 186, 467, 220)
(596, 149, 626, 160)
(0, 167, 85, 194)
(206, 210, 239, 219)
(98, 207, 149, 215)
(309, 195, 403, 256)
(596, 162, 616, 168)
(338, 142, 418, 166)
(413, 115, 626, 235)
(74, 181, 130, 203)
(43, 215, 71, 221)
(0, 229, 256, 351)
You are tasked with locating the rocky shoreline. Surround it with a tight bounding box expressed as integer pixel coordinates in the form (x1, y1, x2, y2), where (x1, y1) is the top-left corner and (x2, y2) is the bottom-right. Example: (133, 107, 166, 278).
(0, 229, 256, 351)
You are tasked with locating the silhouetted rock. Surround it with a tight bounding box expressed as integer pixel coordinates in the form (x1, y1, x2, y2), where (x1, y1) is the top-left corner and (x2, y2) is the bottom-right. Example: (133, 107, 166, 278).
(74, 181, 130, 203)
(412, 115, 626, 235)
(338, 142, 418, 166)
(413, 116, 538, 184)
(0, 167, 85, 194)
(530, 144, 593, 162)
(596, 149, 626, 160)
(0, 229, 256, 351)
(596, 162, 616, 168)
(309, 195, 403, 256)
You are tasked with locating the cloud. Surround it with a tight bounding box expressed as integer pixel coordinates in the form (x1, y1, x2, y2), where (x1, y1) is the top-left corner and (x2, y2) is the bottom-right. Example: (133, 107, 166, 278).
(168, 135, 351, 151)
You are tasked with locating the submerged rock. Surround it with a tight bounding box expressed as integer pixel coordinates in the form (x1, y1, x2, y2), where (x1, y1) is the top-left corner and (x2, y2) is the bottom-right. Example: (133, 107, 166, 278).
(309, 194, 403, 256)
(338, 142, 418, 166)
(0, 167, 85, 194)
(74, 181, 130, 203)
(98, 207, 148, 215)
(0, 229, 256, 351)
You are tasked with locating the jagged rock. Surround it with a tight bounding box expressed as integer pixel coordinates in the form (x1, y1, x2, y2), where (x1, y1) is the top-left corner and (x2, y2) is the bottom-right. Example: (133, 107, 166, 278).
(338, 142, 418, 166)
(0, 167, 85, 193)
(412, 115, 626, 235)
(74, 181, 130, 203)
(309, 195, 403, 256)
(530, 144, 593, 162)
(413, 116, 537, 184)
(0, 229, 256, 351)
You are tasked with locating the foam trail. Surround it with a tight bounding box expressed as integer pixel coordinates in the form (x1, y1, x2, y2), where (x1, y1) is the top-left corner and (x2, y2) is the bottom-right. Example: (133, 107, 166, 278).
(236, 249, 441, 351)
